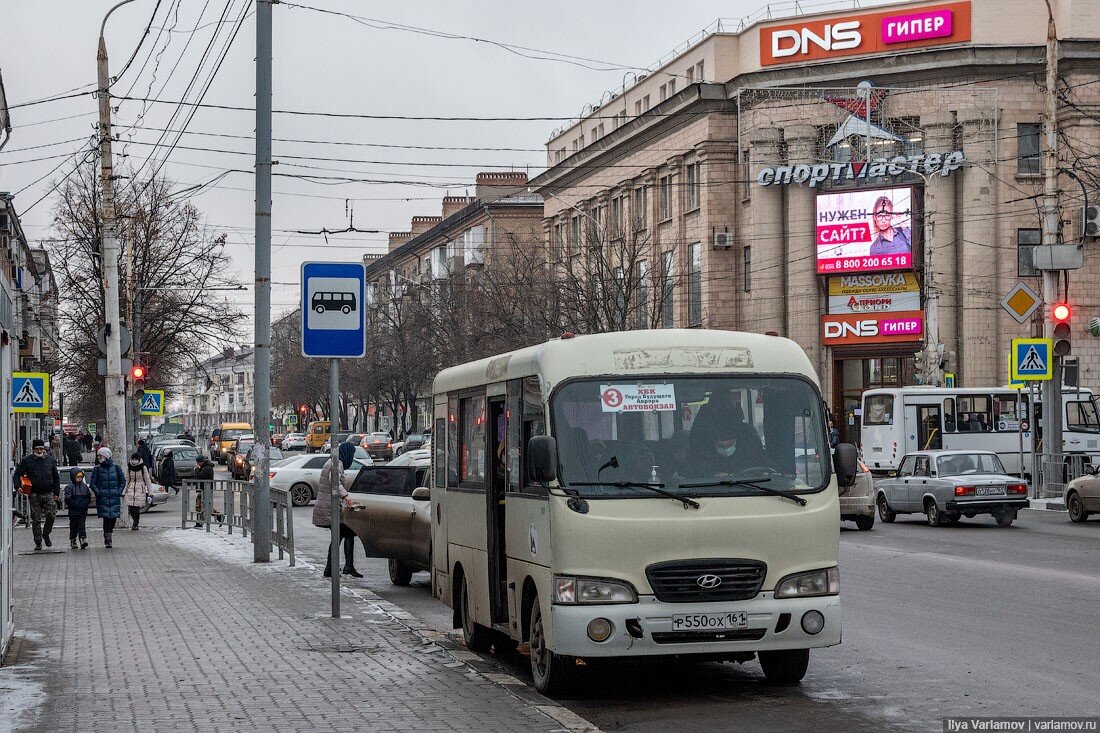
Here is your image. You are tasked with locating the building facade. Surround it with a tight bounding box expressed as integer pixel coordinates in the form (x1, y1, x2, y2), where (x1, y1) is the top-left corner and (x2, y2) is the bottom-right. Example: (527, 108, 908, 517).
(180, 348, 255, 436)
(532, 0, 1100, 443)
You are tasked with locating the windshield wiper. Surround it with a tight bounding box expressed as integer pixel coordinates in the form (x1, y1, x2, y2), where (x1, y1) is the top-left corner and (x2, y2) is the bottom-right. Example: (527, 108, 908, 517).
(678, 477, 808, 506)
(568, 481, 701, 510)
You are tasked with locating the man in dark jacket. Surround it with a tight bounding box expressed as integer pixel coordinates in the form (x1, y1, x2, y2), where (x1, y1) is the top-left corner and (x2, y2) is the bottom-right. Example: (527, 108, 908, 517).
(136, 439, 155, 471)
(14, 438, 61, 550)
(63, 434, 83, 466)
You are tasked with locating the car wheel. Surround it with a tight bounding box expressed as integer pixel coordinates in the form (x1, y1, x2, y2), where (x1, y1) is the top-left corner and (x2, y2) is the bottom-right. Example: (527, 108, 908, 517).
(995, 510, 1015, 527)
(528, 595, 570, 694)
(1067, 492, 1090, 523)
(388, 559, 413, 586)
(925, 500, 944, 527)
(460, 575, 492, 653)
(758, 648, 810, 685)
(854, 514, 874, 531)
(289, 483, 313, 507)
(877, 494, 896, 523)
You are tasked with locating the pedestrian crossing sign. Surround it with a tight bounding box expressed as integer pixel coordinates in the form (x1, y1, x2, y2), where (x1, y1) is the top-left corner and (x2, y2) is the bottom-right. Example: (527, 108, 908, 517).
(11, 372, 49, 413)
(1010, 338, 1053, 381)
(139, 389, 165, 416)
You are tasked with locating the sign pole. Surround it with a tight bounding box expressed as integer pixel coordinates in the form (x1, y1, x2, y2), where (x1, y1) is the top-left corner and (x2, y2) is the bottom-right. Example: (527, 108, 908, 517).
(329, 357, 341, 618)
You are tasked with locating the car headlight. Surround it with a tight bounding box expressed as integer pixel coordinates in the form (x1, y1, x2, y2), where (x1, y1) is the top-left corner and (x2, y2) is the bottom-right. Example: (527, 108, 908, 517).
(553, 575, 638, 605)
(774, 567, 839, 599)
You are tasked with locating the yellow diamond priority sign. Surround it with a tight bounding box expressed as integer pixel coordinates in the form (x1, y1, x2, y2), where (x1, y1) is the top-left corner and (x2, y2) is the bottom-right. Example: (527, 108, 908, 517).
(999, 282, 1041, 325)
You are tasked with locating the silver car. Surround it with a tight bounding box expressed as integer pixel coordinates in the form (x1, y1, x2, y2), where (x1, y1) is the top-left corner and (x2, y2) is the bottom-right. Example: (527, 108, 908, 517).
(1064, 466, 1100, 523)
(875, 450, 1029, 527)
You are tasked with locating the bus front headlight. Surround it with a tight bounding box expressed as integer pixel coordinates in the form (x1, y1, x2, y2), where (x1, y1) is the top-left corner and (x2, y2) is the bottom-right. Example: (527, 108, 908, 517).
(774, 567, 839, 598)
(553, 575, 638, 605)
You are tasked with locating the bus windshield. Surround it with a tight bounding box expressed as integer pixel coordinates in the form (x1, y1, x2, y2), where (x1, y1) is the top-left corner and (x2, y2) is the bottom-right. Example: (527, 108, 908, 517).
(551, 376, 829, 499)
(1066, 399, 1100, 433)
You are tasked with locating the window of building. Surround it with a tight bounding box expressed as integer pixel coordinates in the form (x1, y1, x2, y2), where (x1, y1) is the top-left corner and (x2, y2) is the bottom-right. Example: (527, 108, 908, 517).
(635, 100, 643, 116)
(570, 216, 582, 250)
(686, 67, 694, 83)
(612, 196, 624, 236)
(685, 163, 699, 211)
(464, 225, 487, 266)
(1017, 123, 1041, 176)
(659, 84, 667, 102)
(696, 60, 704, 81)
(743, 245, 751, 292)
(635, 259, 649, 328)
(660, 250, 675, 328)
(460, 395, 486, 484)
(659, 176, 672, 219)
(1018, 228, 1041, 277)
(668, 79, 676, 95)
(642, 95, 650, 112)
(633, 186, 647, 229)
(688, 243, 702, 326)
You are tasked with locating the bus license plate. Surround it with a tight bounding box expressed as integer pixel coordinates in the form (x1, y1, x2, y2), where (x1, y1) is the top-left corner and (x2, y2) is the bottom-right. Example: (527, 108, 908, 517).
(976, 486, 1005, 496)
(671, 611, 748, 631)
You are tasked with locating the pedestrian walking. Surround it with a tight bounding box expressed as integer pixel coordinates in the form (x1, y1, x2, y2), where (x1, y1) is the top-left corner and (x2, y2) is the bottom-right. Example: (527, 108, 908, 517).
(13, 438, 61, 551)
(64, 468, 92, 549)
(159, 449, 179, 495)
(136, 439, 154, 471)
(89, 447, 125, 548)
(312, 442, 361, 578)
(193, 454, 215, 528)
(63, 433, 83, 466)
(123, 454, 153, 531)
(82, 433, 93, 452)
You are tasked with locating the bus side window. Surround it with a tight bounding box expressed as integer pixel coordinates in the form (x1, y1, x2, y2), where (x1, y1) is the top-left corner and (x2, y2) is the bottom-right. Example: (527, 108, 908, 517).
(943, 399, 956, 433)
(447, 396, 459, 488)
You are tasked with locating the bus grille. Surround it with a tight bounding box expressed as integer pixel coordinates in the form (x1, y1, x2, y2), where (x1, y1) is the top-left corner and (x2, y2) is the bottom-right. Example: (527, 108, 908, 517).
(645, 559, 766, 603)
(652, 629, 767, 644)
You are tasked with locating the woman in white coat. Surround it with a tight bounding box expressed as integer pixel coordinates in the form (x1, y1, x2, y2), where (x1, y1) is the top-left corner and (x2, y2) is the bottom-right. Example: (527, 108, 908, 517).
(123, 453, 154, 530)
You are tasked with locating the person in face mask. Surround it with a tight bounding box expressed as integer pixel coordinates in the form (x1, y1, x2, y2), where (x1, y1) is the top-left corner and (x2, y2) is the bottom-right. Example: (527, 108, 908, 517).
(696, 418, 769, 478)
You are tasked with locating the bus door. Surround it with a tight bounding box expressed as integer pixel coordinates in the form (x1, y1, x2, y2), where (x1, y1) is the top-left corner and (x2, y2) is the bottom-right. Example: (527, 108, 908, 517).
(916, 404, 942, 450)
(487, 396, 508, 625)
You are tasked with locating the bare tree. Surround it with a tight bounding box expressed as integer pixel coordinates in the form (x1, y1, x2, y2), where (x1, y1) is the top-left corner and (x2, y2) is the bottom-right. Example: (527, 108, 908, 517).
(47, 161, 244, 418)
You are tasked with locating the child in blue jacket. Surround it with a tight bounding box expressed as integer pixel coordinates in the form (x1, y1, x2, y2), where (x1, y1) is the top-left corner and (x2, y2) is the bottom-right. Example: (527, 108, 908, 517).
(64, 468, 92, 550)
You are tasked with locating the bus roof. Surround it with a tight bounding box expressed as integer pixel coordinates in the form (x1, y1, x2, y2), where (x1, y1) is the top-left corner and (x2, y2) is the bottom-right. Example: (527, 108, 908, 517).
(433, 329, 819, 399)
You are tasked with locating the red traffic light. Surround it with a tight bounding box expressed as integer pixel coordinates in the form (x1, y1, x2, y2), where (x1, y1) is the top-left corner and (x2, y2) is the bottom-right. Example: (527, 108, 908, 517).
(1052, 303, 1071, 322)
(131, 365, 146, 380)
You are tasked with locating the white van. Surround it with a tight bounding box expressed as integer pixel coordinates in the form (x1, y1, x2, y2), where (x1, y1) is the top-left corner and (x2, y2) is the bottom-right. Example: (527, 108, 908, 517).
(431, 330, 853, 693)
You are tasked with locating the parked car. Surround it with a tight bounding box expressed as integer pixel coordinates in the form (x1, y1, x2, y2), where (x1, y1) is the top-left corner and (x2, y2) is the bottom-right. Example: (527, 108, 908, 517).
(271, 433, 286, 448)
(361, 432, 395, 461)
(875, 450, 1028, 527)
(281, 432, 307, 451)
(387, 448, 430, 466)
(268, 452, 373, 506)
(343, 454, 432, 586)
(227, 436, 258, 479)
(240, 445, 285, 481)
(396, 433, 429, 456)
(1065, 466, 1100, 522)
(840, 461, 876, 530)
(321, 433, 353, 454)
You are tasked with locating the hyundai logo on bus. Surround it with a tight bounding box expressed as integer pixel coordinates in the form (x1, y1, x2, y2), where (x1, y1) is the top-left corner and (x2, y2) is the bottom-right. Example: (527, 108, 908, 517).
(757, 151, 965, 188)
(696, 574, 723, 589)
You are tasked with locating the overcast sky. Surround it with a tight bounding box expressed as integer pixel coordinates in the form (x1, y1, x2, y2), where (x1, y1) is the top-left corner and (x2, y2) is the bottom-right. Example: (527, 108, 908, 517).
(3, 0, 780, 339)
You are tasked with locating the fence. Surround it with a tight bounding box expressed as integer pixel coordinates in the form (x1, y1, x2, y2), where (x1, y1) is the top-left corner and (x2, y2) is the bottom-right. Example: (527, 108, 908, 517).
(1036, 453, 1093, 500)
(181, 479, 295, 565)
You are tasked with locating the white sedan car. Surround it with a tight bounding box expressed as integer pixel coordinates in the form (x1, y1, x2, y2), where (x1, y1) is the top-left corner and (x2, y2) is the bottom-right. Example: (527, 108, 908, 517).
(269, 450, 373, 507)
(281, 432, 308, 451)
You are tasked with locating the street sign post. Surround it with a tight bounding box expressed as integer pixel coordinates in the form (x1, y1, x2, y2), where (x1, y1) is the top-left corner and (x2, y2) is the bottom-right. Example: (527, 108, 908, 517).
(12, 372, 49, 414)
(1010, 338, 1054, 382)
(944, 372, 956, 388)
(999, 283, 1042, 325)
(87, 423, 96, 435)
(301, 261, 365, 619)
(139, 390, 165, 416)
(286, 414, 298, 427)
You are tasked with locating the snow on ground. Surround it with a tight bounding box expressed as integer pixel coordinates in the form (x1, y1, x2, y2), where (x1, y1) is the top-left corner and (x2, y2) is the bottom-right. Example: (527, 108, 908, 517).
(0, 632, 47, 733)
(161, 527, 318, 572)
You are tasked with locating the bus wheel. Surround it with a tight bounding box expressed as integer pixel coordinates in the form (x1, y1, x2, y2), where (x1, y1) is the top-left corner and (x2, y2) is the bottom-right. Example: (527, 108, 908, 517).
(460, 575, 492, 653)
(758, 648, 809, 685)
(877, 495, 896, 523)
(1067, 492, 1090, 523)
(528, 598, 569, 695)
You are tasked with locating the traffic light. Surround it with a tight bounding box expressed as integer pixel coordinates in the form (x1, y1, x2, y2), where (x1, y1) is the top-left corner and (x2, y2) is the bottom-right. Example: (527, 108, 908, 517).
(131, 364, 146, 382)
(1052, 302, 1072, 356)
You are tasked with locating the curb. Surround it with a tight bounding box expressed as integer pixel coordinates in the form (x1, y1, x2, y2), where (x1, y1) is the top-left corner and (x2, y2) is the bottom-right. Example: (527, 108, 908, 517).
(1028, 498, 1068, 512)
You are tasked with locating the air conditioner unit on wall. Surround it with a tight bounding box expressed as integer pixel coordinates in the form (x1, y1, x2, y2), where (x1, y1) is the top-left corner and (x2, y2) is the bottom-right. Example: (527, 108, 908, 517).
(712, 232, 734, 250)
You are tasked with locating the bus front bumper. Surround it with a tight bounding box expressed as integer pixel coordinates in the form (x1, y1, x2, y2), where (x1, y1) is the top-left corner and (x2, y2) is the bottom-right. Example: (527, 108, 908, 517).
(549, 593, 841, 658)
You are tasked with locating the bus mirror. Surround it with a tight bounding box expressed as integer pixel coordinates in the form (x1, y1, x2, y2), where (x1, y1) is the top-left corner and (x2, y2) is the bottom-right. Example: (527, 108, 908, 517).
(833, 443, 858, 488)
(528, 436, 558, 484)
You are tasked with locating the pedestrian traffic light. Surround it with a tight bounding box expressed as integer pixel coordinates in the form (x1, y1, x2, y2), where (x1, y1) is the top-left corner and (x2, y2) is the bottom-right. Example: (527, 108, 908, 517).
(1053, 302, 1072, 357)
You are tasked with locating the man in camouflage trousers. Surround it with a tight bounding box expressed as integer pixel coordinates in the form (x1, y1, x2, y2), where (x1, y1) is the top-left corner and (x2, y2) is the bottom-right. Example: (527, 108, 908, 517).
(14, 438, 61, 550)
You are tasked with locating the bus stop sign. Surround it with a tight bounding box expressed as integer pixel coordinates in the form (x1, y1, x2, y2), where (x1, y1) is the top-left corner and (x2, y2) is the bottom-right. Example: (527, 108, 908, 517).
(301, 262, 366, 359)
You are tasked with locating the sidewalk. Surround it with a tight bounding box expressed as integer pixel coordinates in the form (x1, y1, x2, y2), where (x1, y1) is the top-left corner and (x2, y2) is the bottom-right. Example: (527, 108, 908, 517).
(2, 524, 570, 733)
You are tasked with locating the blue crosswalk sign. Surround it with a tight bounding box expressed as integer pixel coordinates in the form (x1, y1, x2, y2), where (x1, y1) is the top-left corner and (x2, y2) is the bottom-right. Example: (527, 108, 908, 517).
(1010, 338, 1053, 381)
(301, 262, 366, 358)
(12, 372, 49, 413)
(139, 390, 165, 416)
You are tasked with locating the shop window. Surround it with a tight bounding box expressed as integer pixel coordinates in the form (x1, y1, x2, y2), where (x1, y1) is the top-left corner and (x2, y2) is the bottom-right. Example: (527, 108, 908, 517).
(1018, 228, 1041, 277)
(1017, 123, 1041, 176)
(863, 394, 894, 425)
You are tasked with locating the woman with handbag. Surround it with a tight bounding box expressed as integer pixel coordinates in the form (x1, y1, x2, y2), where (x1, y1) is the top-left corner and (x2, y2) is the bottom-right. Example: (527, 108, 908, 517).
(123, 453, 154, 530)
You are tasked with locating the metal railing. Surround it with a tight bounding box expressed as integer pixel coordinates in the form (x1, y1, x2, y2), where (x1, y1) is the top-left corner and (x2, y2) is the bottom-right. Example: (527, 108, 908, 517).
(181, 479, 294, 565)
(1036, 453, 1093, 500)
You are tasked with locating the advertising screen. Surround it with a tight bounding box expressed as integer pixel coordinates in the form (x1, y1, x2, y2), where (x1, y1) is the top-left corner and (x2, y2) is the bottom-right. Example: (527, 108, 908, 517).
(815, 186, 914, 274)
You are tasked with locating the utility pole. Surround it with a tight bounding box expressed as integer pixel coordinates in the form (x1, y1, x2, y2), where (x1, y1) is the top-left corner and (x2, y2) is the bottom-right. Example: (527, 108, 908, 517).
(329, 359, 341, 617)
(252, 0, 273, 562)
(97, 1, 138, 455)
(1040, 0, 1062, 478)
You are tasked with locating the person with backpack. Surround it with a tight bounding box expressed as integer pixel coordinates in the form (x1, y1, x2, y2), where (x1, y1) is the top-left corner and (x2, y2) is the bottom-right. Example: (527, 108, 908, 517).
(123, 453, 153, 530)
(89, 448, 126, 548)
(64, 468, 92, 549)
